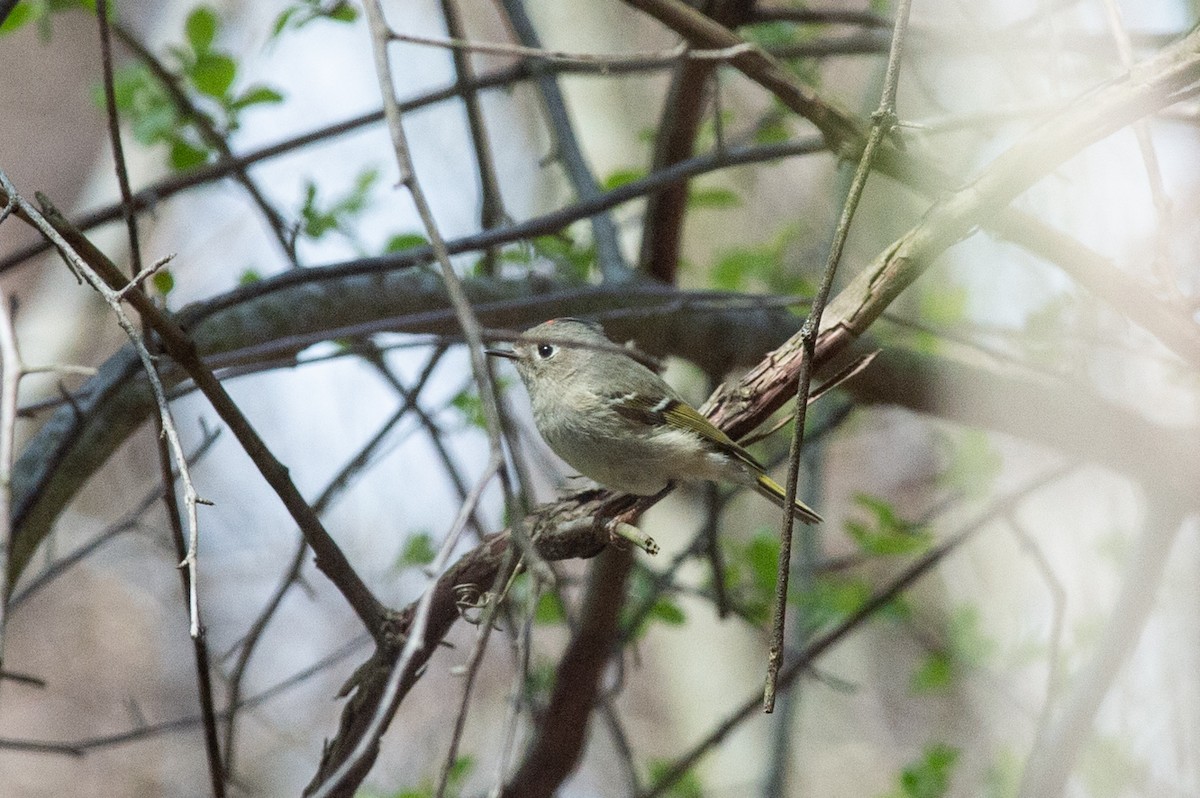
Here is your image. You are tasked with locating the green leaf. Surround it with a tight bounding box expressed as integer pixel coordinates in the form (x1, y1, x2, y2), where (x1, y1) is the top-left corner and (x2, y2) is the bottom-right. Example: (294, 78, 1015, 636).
(534, 591, 565, 625)
(151, 268, 175, 296)
(647, 598, 686, 626)
(450, 387, 487, 430)
(796, 576, 871, 629)
(910, 651, 953, 693)
(229, 84, 284, 110)
(190, 52, 237, 99)
(0, 4, 35, 35)
(238, 268, 263, 285)
(744, 530, 779, 595)
(896, 745, 959, 798)
(396, 532, 436, 569)
(384, 233, 429, 253)
(712, 247, 778, 291)
(185, 6, 218, 54)
(329, 2, 357, 22)
(845, 494, 932, 556)
(601, 167, 645, 191)
(168, 138, 210, 170)
(687, 186, 739, 209)
(646, 759, 703, 798)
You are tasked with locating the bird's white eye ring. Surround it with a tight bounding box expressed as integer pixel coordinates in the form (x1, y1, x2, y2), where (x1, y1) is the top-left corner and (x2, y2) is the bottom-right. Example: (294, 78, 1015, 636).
(536, 343, 555, 358)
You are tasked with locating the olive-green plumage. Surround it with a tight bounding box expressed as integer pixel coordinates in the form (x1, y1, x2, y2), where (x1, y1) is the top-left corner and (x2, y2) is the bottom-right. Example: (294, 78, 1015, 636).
(488, 318, 822, 525)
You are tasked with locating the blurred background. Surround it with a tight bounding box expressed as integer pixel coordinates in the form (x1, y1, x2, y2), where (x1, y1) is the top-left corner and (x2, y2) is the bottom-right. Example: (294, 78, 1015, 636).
(0, 0, 1197, 796)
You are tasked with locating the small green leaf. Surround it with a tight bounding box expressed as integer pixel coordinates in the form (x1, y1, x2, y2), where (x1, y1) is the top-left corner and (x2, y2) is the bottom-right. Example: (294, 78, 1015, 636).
(151, 268, 175, 296)
(845, 494, 931, 556)
(646, 759, 703, 798)
(190, 52, 237, 99)
(450, 387, 487, 430)
(396, 532, 436, 569)
(185, 6, 218, 54)
(897, 744, 959, 798)
(648, 598, 686, 626)
(384, 233, 429, 253)
(911, 651, 953, 693)
(238, 268, 262, 285)
(168, 138, 210, 170)
(712, 247, 778, 291)
(534, 591, 565, 625)
(328, 2, 357, 22)
(601, 167, 645, 190)
(0, 4, 35, 35)
(229, 84, 284, 110)
(687, 186, 739, 209)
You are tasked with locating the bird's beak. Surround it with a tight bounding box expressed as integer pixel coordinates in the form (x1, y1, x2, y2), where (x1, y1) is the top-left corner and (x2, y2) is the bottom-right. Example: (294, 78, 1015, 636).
(485, 348, 517, 360)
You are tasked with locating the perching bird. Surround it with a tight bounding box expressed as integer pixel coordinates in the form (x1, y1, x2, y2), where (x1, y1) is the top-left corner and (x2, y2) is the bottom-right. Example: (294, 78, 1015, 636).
(487, 318, 822, 524)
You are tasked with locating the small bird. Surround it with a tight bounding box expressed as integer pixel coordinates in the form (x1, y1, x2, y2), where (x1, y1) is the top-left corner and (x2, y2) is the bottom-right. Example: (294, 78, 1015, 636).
(487, 318, 822, 524)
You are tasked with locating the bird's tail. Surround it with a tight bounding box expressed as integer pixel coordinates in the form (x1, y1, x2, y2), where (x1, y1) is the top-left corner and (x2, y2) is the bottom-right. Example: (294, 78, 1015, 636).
(754, 473, 823, 525)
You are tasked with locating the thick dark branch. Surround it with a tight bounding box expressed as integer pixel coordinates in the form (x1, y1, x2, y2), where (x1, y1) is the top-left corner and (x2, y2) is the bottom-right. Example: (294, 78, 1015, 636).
(500, 547, 633, 798)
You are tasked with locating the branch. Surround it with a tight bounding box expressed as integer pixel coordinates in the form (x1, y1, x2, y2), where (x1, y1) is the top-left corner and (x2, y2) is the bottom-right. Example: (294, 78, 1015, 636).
(500, 547, 634, 798)
(7, 188, 387, 638)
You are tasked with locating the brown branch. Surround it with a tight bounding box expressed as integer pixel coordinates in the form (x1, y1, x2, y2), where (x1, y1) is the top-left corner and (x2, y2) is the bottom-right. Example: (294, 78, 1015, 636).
(500, 547, 634, 798)
(638, 0, 754, 281)
(700, 23, 1200, 439)
(304, 492, 612, 797)
(24, 195, 388, 636)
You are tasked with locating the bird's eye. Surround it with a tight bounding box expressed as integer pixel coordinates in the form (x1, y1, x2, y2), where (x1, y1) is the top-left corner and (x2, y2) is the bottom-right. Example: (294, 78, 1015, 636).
(536, 343, 555, 359)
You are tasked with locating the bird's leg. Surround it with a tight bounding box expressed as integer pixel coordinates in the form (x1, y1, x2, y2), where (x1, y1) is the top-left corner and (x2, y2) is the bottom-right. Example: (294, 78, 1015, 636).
(595, 483, 673, 556)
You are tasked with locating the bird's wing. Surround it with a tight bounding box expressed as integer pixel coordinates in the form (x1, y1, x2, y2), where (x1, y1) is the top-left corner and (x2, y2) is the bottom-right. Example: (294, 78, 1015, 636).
(608, 393, 764, 471)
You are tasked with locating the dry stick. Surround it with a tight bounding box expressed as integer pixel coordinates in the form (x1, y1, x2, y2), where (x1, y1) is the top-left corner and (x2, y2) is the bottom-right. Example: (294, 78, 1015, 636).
(763, 0, 913, 713)
(221, 349, 442, 778)
(307, 2, 521, 793)
(438, 0, 506, 276)
(1, 177, 212, 637)
(497, 0, 629, 282)
(95, 3, 227, 792)
(0, 291, 20, 664)
(21, 189, 388, 636)
(9, 429, 221, 609)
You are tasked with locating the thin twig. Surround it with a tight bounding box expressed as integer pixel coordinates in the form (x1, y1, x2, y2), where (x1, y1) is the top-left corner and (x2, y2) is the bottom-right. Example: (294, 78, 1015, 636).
(0, 291, 20, 664)
(2, 177, 209, 640)
(497, 0, 629, 282)
(437, 0, 507, 276)
(763, 0, 913, 712)
(98, 1, 226, 788)
(389, 28, 762, 65)
(8, 429, 220, 609)
(306, 455, 504, 798)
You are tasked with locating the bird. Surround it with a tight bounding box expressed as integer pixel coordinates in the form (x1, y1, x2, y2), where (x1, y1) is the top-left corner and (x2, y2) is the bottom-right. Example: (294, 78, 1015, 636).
(487, 318, 822, 524)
